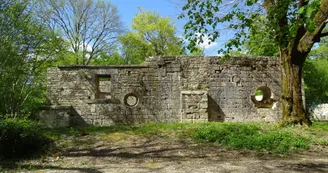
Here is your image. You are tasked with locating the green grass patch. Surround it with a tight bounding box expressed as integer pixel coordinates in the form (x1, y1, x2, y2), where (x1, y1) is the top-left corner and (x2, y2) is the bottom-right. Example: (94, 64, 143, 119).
(43, 123, 196, 140)
(309, 122, 328, 132)
(189, 123, 310, 154)
(42, 122, 328, 155)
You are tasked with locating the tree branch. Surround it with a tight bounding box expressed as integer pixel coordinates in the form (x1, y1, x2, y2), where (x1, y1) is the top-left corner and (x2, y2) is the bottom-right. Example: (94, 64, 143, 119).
(299, 0, 328, 52)
(320, 31, 328, 38)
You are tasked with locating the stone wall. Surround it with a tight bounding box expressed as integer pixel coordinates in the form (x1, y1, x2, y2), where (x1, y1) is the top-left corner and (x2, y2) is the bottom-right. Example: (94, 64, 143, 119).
(207, 56, 281, 122)
(42, 56, 282, 127)
(308, 104, 328, 121)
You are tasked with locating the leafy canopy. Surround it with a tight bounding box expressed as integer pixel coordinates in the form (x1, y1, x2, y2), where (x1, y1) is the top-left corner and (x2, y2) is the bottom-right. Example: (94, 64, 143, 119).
(120, 8, 185, 64)
(179, 0, 322, 53)
(0, 0, 63, 117)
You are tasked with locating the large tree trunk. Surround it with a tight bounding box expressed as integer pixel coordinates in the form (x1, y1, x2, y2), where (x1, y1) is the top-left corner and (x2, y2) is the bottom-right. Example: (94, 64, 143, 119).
(280, 48, 312, 126)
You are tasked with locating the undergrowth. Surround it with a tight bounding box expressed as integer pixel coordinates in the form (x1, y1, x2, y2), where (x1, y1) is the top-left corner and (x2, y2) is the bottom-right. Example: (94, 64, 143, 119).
(0, 119, 53, 160)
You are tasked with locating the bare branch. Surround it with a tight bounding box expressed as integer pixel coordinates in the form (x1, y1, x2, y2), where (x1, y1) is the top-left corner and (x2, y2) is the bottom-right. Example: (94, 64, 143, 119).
(39, 0, 123, 65)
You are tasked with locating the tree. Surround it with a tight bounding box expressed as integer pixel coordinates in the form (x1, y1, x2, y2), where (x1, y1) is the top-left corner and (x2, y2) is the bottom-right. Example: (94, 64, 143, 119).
(188, 46, 205, 56)
(228, 16, 279, 57)
(304, 37, 328, 103)
(181, 0, 328, 126)
(230, 15, 328, 106)
(0, 0, 63, 117)
(304, 58, 328, 103)
(90, 51, 126, 65)
(120, 32, 153, 64)
(243, 16, 279, 57)
(120, 9, 185, 64)
(39, 0, 124, 65)
(309, 34, 328, 59)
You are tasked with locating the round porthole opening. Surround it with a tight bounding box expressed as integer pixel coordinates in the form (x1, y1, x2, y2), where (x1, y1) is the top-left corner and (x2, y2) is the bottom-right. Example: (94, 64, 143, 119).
(254, 86, 271, 102)
(124, 93, 139, 107)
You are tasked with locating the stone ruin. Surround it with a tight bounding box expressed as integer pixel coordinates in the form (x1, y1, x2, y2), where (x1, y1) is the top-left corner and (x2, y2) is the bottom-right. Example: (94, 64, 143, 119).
(40, 56, 282, 127)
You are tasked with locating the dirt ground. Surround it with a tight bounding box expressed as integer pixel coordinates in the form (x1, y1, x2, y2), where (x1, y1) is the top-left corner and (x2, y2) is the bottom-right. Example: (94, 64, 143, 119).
(7, 132, 328, 173)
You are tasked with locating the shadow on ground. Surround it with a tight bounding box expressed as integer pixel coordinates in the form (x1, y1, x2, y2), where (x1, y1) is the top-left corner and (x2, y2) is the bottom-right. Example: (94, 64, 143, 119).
(2, 134, 328, 173)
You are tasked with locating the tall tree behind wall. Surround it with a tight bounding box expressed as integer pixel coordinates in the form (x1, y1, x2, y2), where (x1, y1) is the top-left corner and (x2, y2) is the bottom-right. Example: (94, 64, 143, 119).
(38, 0, 124, 65)
(119, 8, 186, 64)
(227, 16, 279, 57)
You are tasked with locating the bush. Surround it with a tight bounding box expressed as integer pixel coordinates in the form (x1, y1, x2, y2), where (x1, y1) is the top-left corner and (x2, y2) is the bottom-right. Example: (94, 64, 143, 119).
(0, 118, 52, 159)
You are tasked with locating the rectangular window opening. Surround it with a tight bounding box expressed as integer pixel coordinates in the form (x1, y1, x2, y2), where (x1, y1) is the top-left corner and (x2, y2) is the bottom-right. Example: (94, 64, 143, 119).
(96, 74, 112, 99)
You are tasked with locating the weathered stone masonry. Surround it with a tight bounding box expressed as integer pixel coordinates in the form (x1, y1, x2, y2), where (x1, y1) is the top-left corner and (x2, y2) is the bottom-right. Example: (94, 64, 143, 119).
(41, 56, 282, 127)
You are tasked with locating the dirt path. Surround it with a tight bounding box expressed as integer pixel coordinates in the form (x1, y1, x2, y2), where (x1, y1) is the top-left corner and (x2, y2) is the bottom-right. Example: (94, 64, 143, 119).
(12, 133, 328, 173)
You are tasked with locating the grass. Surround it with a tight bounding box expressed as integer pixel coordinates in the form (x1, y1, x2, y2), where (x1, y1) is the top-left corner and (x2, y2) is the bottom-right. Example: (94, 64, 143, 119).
(43, 123, 195, 140)
(2, 122, 328, 172)
(191, 123, 309, 154)
(41, 122, 328, 155)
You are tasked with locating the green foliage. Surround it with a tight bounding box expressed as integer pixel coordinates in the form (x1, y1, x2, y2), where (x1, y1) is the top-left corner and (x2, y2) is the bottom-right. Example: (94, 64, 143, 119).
(0, 118, 52, 159)
(120, 8, 185, 64)
(303, 37, 328, 103)
(221, 11, 328, 106)
(43, 122, 328, 154)
(180, 0, 324, 53)
(55, 46, 127, 66)
(120, 32, 152, 64)
(192, 123, 308, 154)
(230, 16, 328, 105)
(311, 122, 328, 131)
(0, 0, 63, 116)
(90, 52, 126, 65)
(131, 8, 183, 55)
(255, 90, 263, 96)
(244, 18, 279, 56)
(180, 0, 261, 53)
(227, 16, 279, 57)
(310, 37, 328, 59)
(193, 123, 260, 143)
(226, 16, 279, 57)
(50, 39, 83, 66)
(186, 46, 205, 56)
(304, 58, 328, 103)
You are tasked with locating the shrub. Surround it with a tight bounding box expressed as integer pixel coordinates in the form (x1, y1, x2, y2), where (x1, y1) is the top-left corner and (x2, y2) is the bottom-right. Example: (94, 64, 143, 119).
(0, 118, 52, 159)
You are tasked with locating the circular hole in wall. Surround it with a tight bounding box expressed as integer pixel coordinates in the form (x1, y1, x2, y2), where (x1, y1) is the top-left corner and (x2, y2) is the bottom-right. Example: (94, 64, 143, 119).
(254, 86, 271, 101)
(124, 93, 139, 107)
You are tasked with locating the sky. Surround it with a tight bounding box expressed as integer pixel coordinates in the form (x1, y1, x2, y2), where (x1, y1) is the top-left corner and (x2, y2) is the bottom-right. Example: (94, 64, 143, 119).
(109, 0, 223, 55)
